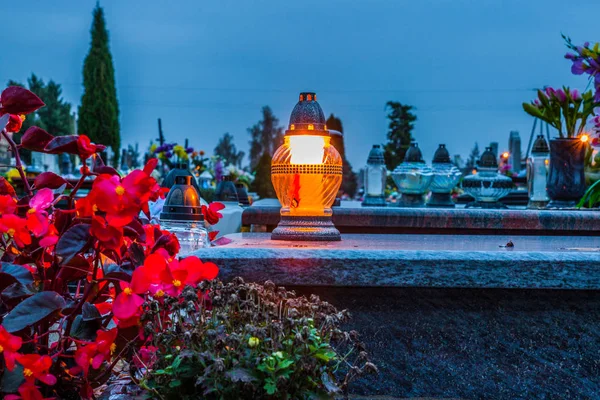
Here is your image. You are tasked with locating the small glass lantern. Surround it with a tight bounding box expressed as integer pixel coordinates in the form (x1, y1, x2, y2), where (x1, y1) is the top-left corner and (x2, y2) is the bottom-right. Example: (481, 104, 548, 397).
(462, 147, 513, 208)
(362, 145, 387, 207)
(428, 144, 462, 207)
(160, 175, 209, 254)
(391, 142, 433, 207)
(215, 173, 240, 204)
(527, 135, 550, 209)
(271, 92, 343, 241)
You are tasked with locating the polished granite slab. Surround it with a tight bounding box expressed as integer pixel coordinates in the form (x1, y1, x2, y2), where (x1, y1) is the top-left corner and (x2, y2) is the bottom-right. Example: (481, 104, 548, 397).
(242, 199, 600, 235)
(193, 233, 600, 289)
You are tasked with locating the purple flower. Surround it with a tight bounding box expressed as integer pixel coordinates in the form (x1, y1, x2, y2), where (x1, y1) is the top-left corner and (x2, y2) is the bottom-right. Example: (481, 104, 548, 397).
(165, 151, 173, 158)
(584, 41, 590, 47)
(571, 60, 587, 75)
(565, 53, 577, 60)
(556, 89, 567, 102)
(545, 87, 556, 97)
(533, 99, 541, 107)
(186, 147, 194, 154)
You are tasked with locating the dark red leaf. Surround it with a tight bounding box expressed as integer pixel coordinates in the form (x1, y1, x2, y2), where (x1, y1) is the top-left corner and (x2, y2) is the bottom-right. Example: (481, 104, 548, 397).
(94, 166, 120, 176)
(0, 177, 16, 196)
(0, 263, 34, 292)
(33, 172, 74, 190)
(53, 209, 73, 235)
(2, 291, 65, 332)
(0, 86, 45, 116)
(44, 135, 79, 154)
(21, 126, 54, 151)
(60, 254, 91, 282)
(1, 282, 33, 306)
(55, 223, 92, 265)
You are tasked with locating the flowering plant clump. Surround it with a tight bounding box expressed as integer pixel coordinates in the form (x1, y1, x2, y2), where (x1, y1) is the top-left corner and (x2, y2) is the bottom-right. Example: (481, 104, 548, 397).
(522, 86, 599, 138)
(0, 86, 220, 399)
(136, 278, 376, 399)
(226, 164, 255, 187)
(151, 142, 194, 169)
(564, 35, 600, 102)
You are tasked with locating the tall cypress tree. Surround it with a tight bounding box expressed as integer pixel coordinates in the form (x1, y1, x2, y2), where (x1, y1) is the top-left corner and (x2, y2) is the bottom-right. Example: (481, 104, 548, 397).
(78, 4, 120, 166)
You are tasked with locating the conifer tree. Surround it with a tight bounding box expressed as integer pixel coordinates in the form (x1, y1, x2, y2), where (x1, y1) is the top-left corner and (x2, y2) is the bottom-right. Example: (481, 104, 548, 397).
(326, 114, 357, 197)
(383, 102, 416, 171)
(78, 4, 120, 166)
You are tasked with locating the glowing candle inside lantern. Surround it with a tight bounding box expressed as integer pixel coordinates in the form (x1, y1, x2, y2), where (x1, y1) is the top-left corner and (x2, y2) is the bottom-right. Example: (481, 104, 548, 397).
(288, 135, 326, 165)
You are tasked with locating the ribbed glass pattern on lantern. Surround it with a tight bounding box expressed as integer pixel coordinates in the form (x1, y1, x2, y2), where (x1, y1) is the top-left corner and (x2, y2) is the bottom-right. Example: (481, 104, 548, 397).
(271, 135, 342, 217)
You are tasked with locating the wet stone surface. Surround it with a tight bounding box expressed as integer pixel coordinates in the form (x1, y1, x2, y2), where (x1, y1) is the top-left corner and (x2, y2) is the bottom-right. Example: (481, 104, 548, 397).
(243, 200, 600, 236)
(193, 233, 600, 289)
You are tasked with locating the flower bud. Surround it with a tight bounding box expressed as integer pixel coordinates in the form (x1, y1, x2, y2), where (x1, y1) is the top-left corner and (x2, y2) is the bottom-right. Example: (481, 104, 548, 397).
(5, 114, 24, 133)
(248, 336, 260, 348)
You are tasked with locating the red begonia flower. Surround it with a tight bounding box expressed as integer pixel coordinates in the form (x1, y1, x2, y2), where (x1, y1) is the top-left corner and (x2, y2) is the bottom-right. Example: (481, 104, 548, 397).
(5, 114, 24, 133)
(77, 135, 105, 160)
(4, 382, 50, 400)
(0, 325, 22, 371)
(133, 345, 158, 369)
(177, 256, 219, 284)
(96, 327, 118, 360)
(71, 343, 98, 377)
(0, 214, 31, 247)
(38, 224, 59, 248)
(16, 354, 56, 386)
(26, 188, 54, 237)
(201, 202, 225, 225)
(112, 264, 153, 320)
(91, 216, 123, 252)
(75, 196, 96, 218)
(0, 194, 16, 214)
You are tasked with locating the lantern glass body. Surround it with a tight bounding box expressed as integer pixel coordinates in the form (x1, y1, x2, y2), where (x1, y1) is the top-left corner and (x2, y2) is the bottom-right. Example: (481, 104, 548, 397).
(159, 220, 209, 255)
(364, 164, 386, 196)
(430, 163, 462, 194)
(462, 167, 512, 202)
(272, 135, 342, 217)
(527, 152, 550, 202)
(391, 162, 433, 195)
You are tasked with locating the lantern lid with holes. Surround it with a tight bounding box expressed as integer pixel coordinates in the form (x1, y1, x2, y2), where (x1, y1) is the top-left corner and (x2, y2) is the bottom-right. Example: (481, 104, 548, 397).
(160, 175, 204, 222)
(532, 135, 550, 154)
(285, 92, 329, 136)
(367, 144, 385, 165)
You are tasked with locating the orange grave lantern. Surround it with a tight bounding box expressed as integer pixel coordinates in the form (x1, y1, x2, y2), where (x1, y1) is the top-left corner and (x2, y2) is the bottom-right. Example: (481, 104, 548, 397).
(270, 92, 342, 241)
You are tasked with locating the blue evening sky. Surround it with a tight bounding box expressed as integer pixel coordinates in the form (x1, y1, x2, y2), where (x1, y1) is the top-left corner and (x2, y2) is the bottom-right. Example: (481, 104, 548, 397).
(1, 0, 599, 168)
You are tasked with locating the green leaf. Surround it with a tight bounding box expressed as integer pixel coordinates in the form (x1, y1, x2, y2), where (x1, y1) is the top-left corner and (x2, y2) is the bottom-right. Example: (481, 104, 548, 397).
(168, 379, 182, 388)
(277, 359, 294, 370)
(172, 356, 182, 369)
(264, 378, 277, 395)
(2, 291, 66, 332)
(315, 350, 337, 362)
